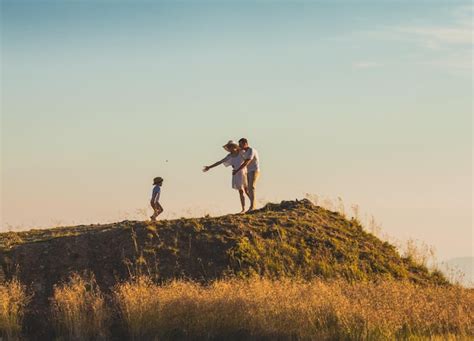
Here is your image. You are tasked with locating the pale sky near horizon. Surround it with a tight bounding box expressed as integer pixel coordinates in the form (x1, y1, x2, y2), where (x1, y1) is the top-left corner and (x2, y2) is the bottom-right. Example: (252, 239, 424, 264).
(1, 0, 472, 261)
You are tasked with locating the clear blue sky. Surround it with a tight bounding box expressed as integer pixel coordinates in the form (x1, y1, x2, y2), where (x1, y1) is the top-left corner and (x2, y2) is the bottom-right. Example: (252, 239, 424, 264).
(1, 0, 472, 261)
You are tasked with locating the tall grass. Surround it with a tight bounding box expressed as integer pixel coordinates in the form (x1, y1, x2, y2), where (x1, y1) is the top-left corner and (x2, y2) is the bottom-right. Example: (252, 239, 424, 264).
(2, 274, 472, 340)
(114, 276, 474, 340)
(0, 279, 29, 340)
(51, 273, 109, 340)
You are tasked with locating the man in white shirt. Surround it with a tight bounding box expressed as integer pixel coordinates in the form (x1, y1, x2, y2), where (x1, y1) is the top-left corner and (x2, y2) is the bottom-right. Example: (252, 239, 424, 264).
(233, 138, 260, 212)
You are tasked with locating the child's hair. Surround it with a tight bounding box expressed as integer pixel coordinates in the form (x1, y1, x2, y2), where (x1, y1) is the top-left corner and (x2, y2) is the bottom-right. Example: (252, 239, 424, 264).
(153, 177, 163, 185)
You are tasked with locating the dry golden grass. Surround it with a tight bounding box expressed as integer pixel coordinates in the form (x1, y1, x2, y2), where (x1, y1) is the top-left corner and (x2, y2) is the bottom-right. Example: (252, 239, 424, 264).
(114, 276, 474, 340)
(1, 274, 472, 340)
(51, 273, 109, 340)
(0, 279, 29, 340)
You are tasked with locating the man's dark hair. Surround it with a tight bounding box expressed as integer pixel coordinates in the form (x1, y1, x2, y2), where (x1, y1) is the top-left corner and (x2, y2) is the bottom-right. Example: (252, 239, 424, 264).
(239, 138, 248, 144)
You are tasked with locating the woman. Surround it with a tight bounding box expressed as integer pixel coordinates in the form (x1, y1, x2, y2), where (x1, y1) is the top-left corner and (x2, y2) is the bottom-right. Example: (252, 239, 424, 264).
(203, 140, 248, 213)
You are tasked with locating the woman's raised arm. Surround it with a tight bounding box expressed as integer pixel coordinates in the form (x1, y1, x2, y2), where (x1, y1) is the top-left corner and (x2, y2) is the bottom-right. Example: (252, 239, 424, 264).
(203, 157, 227, 172)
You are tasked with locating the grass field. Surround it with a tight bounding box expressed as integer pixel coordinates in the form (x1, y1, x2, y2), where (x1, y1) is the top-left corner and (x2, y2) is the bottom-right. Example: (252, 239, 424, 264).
(1, 274, 473, 340)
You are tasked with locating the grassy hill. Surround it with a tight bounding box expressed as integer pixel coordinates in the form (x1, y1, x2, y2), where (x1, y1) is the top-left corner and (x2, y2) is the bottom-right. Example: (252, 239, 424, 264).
(0, 199, 463, 340)
(0, 199, 446, 288)
(0, 200, 446, 284)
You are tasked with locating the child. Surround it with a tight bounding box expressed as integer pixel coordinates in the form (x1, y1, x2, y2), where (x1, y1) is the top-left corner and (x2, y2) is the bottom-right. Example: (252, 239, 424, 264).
(150, 177, 164, 221)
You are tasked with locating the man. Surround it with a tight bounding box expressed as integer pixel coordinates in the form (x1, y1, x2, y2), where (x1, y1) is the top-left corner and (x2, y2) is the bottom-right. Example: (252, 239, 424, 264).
(233, 138, 260, 212)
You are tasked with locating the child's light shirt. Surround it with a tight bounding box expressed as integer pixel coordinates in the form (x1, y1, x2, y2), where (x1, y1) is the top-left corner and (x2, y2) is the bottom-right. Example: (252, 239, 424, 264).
(151, 185, 161, 204)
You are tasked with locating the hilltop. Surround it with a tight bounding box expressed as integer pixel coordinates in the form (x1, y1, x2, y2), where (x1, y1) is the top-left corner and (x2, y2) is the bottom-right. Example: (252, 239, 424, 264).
(0, 199, 446, 288)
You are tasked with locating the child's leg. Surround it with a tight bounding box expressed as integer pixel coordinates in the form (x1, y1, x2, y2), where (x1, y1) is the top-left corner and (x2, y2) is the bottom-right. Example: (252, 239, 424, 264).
(156, 203, 164, 216)
(151, 202, 163, 221)
(150, 202, 157, 221)
(239, 189, 245, 213)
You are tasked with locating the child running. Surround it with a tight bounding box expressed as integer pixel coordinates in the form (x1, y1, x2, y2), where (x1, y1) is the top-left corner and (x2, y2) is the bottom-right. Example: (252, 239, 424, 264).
(150, 177, 164, 221)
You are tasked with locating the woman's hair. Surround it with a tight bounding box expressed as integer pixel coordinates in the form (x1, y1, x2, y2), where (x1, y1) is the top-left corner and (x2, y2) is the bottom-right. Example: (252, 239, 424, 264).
(224, 143, 239, 152)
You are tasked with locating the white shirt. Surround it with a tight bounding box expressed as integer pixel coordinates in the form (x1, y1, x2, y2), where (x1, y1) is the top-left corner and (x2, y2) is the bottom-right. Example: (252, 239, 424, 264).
(241, 147, 260, 172)
(222, 153, 245, 170)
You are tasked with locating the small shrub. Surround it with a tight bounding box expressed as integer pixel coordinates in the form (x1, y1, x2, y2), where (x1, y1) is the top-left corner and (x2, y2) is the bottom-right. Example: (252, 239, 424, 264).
(113, 275, 160, 340)
(0, 279, 29, 340)
(51, 273, 109, 340)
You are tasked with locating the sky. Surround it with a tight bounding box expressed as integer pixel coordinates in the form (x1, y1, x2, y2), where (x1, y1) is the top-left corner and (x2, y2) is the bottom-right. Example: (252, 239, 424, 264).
(0, 0, 472, 261)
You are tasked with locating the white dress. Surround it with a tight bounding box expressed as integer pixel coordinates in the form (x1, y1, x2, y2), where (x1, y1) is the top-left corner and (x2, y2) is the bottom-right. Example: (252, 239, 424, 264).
(223, 153, 248, 190)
